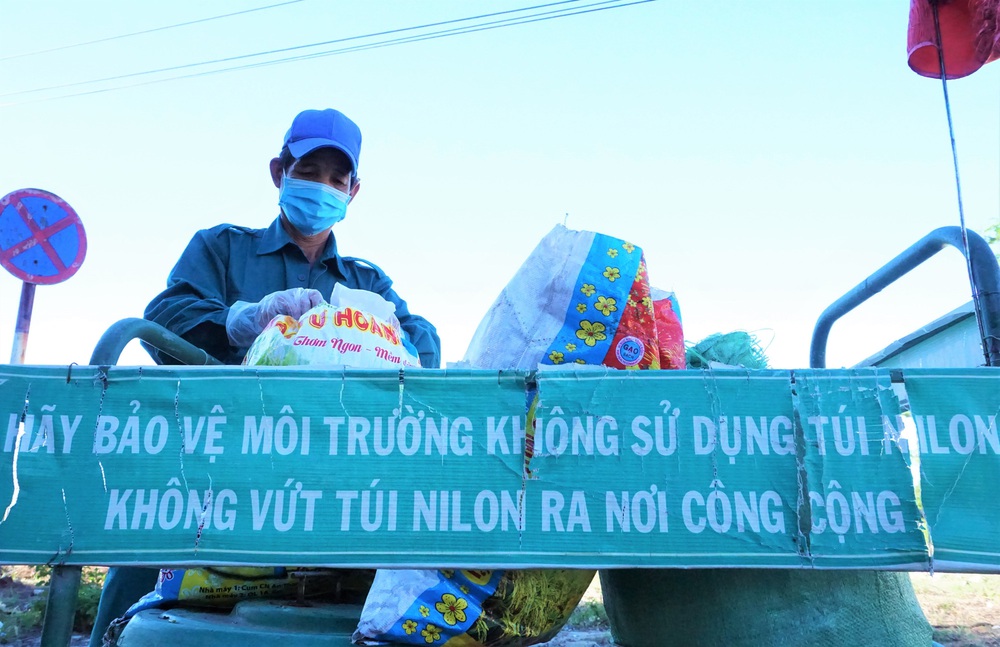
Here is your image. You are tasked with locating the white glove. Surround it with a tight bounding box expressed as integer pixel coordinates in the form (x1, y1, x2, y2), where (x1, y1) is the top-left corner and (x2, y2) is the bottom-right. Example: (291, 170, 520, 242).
(226, 288, 325, 348)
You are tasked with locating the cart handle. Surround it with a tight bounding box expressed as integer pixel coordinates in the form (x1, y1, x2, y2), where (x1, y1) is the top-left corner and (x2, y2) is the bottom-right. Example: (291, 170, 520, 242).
(89, 317, 223, 366)
(810, 226, 1000, 369)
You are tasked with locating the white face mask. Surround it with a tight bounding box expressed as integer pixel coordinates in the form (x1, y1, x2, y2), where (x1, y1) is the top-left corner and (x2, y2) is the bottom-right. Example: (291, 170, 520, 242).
(278, 174, 351, 236)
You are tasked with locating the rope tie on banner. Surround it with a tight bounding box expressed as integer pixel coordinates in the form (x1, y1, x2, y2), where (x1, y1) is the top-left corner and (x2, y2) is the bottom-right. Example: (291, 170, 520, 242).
(930, 0, 992, 366)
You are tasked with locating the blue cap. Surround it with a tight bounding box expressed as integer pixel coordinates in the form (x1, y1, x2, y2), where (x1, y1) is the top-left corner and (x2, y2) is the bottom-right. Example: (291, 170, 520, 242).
(283, 109, 362, 173)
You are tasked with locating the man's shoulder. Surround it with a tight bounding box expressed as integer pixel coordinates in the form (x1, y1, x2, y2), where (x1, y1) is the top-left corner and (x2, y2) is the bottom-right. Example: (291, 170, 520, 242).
(198, 223, 265, 238)
(188, 223, 268, 253)
(340, 255, 391, 281)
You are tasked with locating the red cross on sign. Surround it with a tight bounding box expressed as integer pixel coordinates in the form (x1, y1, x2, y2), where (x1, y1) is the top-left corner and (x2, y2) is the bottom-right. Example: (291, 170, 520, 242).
(0, 188, 87, 285)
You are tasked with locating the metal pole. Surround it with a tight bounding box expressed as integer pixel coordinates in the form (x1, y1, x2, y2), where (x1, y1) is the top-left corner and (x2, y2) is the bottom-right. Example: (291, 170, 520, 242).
(90, 317, 223, 366)
(39, 566, 83, 647)
(810, 227, 1000, 368)
(9, 282, 35, 364)
(9, 280, 86, 647)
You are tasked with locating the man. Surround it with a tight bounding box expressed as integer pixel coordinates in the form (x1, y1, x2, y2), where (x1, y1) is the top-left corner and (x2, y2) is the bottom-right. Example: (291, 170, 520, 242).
(89, 108, 440, 646)
(145, 107, 439, 367)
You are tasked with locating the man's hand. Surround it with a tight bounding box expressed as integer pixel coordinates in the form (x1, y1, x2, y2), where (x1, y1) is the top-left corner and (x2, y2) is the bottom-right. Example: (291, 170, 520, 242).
(226, 287, 325, 348)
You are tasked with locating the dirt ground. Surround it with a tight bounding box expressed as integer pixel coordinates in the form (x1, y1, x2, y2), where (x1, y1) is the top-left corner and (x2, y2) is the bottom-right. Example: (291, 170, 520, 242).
(3, 570, 998, 646)
(911, 573, 1000, 647)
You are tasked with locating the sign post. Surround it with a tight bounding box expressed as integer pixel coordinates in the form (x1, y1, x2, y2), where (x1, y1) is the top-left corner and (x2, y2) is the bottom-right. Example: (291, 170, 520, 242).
(11, 283, 36, 364)
(0, 188, 88, 647)
(0, 188, 87, 364)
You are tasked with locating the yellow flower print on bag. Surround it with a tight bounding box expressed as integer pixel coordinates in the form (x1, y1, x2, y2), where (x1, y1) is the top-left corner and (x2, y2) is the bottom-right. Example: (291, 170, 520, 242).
(402, 619, 418, 635)
(435, 593, 469, 625)
(603, 267, 621, 282)
(607, 248, 619, 258)
(594, 296, 617, 316)
(576, 321, 607, 346)
(580, 283, 596, 297)
(548, 351, 565, 364)
(421, 624, 442, 643)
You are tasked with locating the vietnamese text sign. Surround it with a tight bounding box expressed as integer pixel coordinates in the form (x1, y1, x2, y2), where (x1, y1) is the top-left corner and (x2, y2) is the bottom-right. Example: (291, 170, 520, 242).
(905, 369, 1000, 572)
(0, 365, 996, 571)
(531, 369, 926, 569)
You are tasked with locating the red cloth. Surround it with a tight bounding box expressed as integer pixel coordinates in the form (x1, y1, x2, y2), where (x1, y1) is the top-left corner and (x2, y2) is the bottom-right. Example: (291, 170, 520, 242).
(908, 0, 1000, 78)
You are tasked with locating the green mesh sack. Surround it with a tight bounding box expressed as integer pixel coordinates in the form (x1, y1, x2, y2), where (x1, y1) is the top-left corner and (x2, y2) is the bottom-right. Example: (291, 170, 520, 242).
(600, 569, 932, 647)
(686, 331, 769, 369)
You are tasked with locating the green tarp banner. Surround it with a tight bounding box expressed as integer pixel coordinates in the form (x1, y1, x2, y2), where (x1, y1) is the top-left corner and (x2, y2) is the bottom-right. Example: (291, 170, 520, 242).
(0, 365, 995, 571)
(905, 369, 1000, 572)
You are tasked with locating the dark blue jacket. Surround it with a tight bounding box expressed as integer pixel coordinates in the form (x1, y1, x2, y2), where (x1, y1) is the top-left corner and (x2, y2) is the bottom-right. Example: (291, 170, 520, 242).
(144, 217, 440, 367)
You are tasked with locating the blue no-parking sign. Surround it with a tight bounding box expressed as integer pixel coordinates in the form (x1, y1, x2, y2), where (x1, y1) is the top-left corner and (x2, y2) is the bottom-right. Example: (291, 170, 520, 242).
(1, 187, 87, 363)
(0, 188, 87, 285)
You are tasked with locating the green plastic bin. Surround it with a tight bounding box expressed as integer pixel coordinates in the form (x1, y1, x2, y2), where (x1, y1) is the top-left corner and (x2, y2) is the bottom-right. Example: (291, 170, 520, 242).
(117, 601, 360, 647)
(600, 569, 933, 647)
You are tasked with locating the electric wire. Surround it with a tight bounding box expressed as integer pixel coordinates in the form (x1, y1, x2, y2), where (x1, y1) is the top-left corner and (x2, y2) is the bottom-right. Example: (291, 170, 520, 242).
(215, 0, 636, 70)
(930, 1, 991, 366)
(282, 0, 637, 63)
(0, 0, 585, 99)
(0, 0, 306, 62)
(1, 0, 652, 107)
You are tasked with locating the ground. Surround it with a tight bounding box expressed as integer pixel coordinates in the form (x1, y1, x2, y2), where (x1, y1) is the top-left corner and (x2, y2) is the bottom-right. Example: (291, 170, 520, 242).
(910, 573, 1000, 647)
(2, 569, 997, 646)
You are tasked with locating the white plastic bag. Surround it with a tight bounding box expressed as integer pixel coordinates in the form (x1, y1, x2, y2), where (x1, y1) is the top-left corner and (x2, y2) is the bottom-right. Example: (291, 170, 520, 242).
(244, 284, 421, 368)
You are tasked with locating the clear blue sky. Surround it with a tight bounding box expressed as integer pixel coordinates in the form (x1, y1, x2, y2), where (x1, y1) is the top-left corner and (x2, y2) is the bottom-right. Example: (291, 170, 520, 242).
(1, 0, 998, 369)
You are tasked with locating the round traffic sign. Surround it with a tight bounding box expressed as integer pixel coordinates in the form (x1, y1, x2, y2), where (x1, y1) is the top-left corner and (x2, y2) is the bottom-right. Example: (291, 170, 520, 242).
(0, 188, 87, 285)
